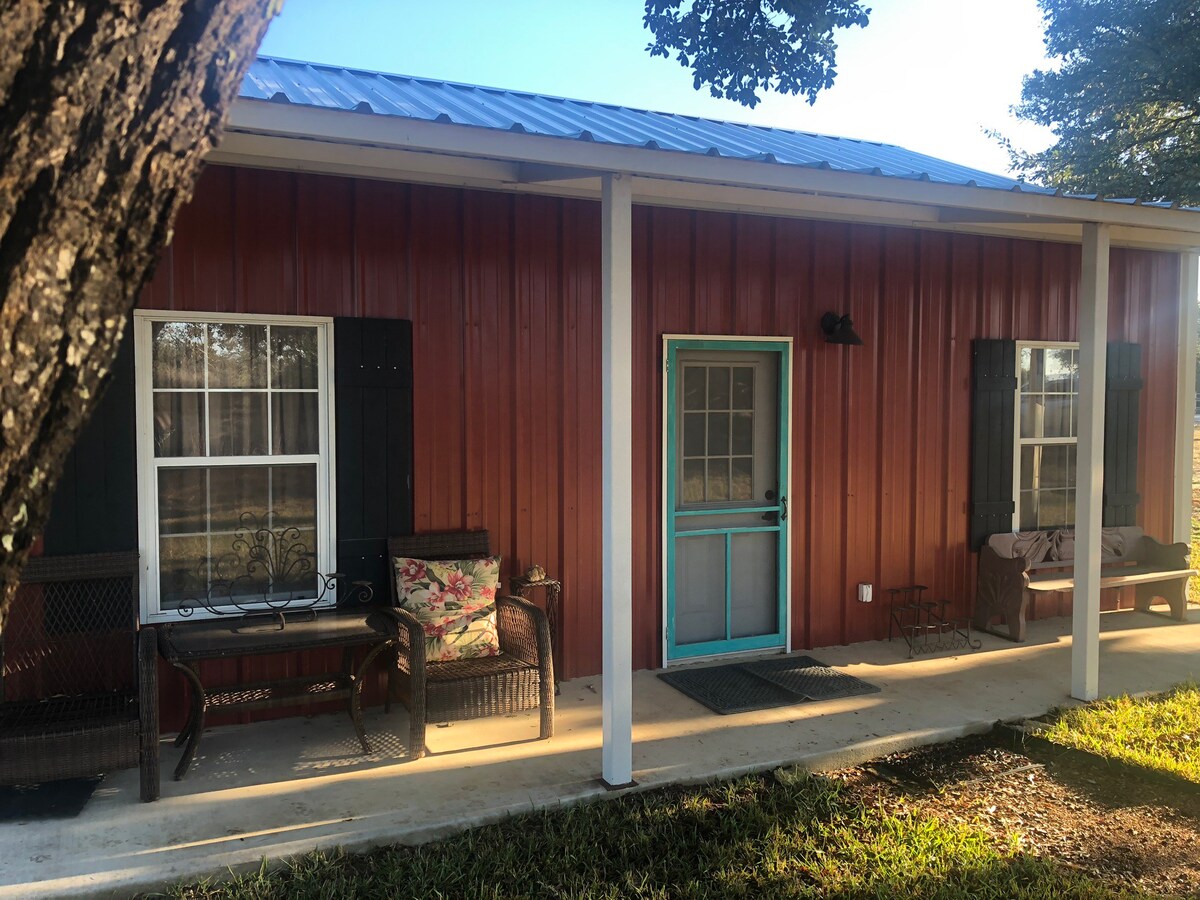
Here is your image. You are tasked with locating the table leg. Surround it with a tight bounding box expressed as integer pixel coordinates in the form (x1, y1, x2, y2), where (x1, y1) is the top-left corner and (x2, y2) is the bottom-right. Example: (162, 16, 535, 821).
(173, 713, 192, 748)
(349, 639, 394, 754)
(171, 661, 207, 780)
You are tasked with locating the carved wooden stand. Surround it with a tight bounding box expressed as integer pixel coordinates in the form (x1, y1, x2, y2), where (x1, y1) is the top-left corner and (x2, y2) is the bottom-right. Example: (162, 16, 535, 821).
(887, 585, 981, 659)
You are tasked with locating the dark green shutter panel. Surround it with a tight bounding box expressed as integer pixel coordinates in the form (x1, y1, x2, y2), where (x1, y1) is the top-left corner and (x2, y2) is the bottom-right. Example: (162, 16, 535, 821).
(43, 322, 137, 555)
(970, 339, 1017, 550)
(1103, 342, 1142, 526)
(334, 317, 414, 603)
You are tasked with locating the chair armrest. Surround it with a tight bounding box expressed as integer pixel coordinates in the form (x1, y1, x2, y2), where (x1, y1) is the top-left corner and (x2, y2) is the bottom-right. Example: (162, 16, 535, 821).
(497, 595, 552, 676)
(380, 606, 426, 674)
(1138, 535, 1191, 570)
(137, 626, 160, 801)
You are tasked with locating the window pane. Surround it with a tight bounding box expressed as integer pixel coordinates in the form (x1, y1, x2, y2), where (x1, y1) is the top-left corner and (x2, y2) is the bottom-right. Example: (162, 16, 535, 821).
(159, 535, 210, 611)
(1020, 446, 1036, 493)
(708, 367, 730, 409)
(1042, 395, 1073, 438)
(1045, 348, 1077, 393)
(209, 393, 268, 456)
(154, 392, 205, 457)
(1039, 490, 1068, 528)
(732, 367, 754, 410)
(683, 367, 705, 410)
(1020, 347, 1044, 393)
(158, 468, 207, 535)
(273, 528, 320, 598)
(1020, 395, 1042, 439)
(1019, 491, 1039, 530)
(208, 466, 270, 533)
(707, 412, 730, 456)
(681, 459, 705, 503)
(731, 457, 753, 501)
(731, 412, 753, 455)
(270, 465, 318, 531)
(1040, 445, 1072, 489)
(271, 326, 319, 389)
(706, 459, 730, 501)
(207, 323, 267, 388)
(683, 412, 706, 457)
(272, 393, 319, 455)
(152, 322, 205, 388)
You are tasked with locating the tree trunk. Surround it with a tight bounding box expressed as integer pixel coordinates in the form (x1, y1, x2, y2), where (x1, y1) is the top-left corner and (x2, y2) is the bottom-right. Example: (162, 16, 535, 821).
(0, 0, 279, 630)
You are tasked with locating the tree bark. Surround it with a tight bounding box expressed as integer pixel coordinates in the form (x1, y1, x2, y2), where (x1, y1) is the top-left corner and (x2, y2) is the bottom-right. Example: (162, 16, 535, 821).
(0, 0, 278, 630)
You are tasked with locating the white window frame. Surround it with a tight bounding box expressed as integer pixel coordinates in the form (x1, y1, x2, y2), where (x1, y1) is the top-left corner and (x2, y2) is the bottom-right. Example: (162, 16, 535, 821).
(1013, 340, 1080, 532)
(133, 310, 337, 622)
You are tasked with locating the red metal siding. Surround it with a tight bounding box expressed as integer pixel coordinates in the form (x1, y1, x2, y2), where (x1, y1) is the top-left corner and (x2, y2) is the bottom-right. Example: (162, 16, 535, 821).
(139, 166, 1181, 726)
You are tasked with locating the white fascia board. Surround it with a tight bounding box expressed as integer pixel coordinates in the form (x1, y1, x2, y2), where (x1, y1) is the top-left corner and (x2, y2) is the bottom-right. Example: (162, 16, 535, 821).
(211, 131, 520, 185)
(210, 129, 1200, 251)
(224, 99, 1200, 240)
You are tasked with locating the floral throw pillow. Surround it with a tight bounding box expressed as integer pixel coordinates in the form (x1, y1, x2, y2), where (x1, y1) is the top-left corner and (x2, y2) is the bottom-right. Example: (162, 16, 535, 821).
(394, 556, 501, 662)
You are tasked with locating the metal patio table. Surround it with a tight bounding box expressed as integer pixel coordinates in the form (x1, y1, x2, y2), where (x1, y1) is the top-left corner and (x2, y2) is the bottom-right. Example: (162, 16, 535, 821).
(157, 607, 398, 780)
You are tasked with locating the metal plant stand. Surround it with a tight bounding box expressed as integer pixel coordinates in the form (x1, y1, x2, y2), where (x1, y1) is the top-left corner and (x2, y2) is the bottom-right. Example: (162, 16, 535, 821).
(177, 511, 373, 628)
(887, 585, 981, 659)
(510, 573, 562, 694)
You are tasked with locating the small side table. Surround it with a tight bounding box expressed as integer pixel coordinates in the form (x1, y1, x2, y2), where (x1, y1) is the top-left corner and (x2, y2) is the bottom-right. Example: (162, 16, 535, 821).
(510, 575, 562, 694)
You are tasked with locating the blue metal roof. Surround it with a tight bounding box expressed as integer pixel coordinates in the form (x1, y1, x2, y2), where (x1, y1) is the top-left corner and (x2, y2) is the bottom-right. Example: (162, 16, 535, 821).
(239, 56, 1174, 208)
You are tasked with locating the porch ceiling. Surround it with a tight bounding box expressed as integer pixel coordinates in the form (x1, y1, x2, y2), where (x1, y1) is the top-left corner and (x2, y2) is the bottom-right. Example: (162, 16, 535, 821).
(208, 100, 1200, 252)
(5, 609, 1200, 899)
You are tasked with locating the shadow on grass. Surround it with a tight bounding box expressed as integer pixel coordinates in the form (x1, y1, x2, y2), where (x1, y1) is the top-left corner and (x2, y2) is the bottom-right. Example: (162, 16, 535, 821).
(1013, 733, 1200, 825)
(159, 770, 1146, 899)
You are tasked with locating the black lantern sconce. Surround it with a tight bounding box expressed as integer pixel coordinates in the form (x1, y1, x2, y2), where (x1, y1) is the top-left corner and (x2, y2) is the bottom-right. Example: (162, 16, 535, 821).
(819, 312, 863, 346)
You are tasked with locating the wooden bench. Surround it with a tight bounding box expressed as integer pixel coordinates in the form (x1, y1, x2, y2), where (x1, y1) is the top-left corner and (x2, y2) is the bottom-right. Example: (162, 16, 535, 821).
(974, 526, 1196, 642)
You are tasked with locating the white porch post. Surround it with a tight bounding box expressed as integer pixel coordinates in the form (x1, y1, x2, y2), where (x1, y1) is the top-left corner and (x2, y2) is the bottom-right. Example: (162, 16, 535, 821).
(601, 172, 635, 788)
(1174, 252, 1199, 545)
(1072, 222, 1110, 702)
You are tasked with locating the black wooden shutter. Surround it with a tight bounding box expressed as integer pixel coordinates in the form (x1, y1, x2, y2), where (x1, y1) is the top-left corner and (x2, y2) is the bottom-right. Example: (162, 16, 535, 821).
(43, 323, 137, 555)
(1103, 342, 1142, 526)
(334, 317, 414, 603)
(969, 339, 1018, 550)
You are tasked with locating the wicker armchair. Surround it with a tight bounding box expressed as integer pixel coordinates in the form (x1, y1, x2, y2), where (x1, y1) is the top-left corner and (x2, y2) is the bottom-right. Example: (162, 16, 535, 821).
(0, 552, 159, 802)
(386, 530, 554, 760)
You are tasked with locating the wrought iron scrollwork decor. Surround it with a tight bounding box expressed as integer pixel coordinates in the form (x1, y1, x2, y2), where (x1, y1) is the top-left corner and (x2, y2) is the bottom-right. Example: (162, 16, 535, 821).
(179, 512, 373, 621)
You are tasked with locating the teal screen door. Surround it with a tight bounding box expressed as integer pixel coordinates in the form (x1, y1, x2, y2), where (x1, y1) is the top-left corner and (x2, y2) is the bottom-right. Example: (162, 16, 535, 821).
(665, 340, 789, 661)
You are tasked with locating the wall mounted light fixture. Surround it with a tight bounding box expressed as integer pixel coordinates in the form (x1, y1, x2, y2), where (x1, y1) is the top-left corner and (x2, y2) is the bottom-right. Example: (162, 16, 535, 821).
(820, 312, 864, 346)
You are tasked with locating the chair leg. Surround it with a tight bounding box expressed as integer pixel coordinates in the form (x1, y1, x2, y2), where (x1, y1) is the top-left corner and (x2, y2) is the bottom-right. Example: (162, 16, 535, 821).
(539, 674, 555, 740)
(140, 740, 160, 803)
(408, 693, 427, 761)
(407, 663, 427, 761)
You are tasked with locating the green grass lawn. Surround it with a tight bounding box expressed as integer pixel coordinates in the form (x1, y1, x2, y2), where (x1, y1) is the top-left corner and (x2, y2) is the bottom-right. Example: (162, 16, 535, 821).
(164, 770, 1141, 899)
(1043, 682, 1200, 784)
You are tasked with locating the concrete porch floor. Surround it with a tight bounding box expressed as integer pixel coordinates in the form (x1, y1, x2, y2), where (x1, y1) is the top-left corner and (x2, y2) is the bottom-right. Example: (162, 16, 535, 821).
(4, 608, 1200, 898)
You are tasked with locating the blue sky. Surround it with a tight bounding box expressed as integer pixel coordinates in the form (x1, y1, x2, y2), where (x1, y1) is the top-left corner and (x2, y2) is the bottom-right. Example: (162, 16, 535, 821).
(258, 0, 1055, 177)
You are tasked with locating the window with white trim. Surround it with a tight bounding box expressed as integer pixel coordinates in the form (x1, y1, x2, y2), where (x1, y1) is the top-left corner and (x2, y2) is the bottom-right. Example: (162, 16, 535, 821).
(1015, 342, 1079, 530)
(135, 313, 334, 619)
